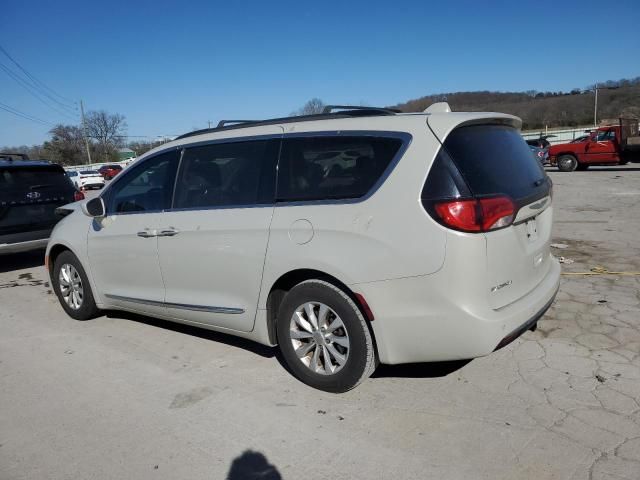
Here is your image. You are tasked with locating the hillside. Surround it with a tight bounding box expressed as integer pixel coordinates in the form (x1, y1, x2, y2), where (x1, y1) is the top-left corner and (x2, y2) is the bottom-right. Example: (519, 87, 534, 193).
(393, 79, 640, 130)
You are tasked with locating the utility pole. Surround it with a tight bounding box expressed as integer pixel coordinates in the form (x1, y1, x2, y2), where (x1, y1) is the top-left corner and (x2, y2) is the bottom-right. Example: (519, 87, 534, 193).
(207, 120, 212, 128)
(594, 83, 598, 127)
(80, 100, 92, 165)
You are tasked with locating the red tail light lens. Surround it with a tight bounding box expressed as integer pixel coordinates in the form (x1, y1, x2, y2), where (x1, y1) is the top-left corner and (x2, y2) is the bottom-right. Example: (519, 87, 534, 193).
(435, 199, 481, 232)
(434, 196, 515, 232)
(74, 190, 85, 202)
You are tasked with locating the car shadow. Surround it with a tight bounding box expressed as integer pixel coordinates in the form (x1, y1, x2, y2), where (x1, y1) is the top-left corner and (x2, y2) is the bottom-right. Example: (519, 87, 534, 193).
(99, 309, 471, 379)
(103, 310, 276, 359)
(0, 249, 45, 274)
(372, 359, 472, 379)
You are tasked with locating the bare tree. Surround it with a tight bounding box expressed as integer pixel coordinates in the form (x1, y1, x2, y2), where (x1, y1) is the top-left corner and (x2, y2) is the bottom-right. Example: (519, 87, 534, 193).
(42, 124, 89, 165)
(85, 110, 127, 160)
(291, 98, 325, 116)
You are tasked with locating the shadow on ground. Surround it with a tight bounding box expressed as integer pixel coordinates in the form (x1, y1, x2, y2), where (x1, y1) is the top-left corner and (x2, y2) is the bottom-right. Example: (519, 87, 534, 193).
(0, 249, 45, 274)
(107, 310, 472, 378)
(227, 450, 281, 480)
(105, 310, 276, 359)
(372, 359, 471, 378)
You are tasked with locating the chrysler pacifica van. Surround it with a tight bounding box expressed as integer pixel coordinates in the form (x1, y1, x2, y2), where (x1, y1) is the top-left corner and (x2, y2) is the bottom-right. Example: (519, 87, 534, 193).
(46, 104, 560, 392)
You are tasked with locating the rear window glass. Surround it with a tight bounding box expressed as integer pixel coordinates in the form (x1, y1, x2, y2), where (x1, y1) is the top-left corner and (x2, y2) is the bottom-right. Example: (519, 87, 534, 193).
(443, 125, 548, 201)
(277, 136, 403, 202)
(0, 166, 72, 194)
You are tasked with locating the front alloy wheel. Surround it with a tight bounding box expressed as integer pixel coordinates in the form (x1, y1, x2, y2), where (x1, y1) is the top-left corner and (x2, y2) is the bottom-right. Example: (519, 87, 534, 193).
(58, 263, 84, 310)
(52, 250, 100, 320)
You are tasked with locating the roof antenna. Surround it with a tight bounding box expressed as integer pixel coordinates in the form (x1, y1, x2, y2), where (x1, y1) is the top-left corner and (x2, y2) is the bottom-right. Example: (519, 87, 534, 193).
(424, 102, 451, 113)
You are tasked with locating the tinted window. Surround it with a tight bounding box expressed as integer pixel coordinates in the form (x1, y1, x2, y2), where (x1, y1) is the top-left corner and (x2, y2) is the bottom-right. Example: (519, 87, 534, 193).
(442, 125, 548, 201)
(0, 166, 73, 195)
(173, 139, 279, 209)
(0, 166, 74, 233)
(277, 136, 403, 201)
(107, 151, 178, 213)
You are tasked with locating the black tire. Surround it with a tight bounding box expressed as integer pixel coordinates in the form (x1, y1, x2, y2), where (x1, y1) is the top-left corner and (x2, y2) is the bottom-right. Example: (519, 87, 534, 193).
(276, 280, 376, 393)
(557, 155, 578, 172)
(52, 250, 100, 320)
(576, 163, 589, 171)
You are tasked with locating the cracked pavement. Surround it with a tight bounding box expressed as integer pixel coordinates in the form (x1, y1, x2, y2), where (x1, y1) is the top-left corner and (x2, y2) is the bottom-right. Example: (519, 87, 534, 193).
(1, 166, 639, 479)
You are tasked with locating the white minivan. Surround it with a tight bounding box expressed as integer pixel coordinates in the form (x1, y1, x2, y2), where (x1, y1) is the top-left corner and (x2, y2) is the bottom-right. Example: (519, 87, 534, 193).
(46, 105, 560, 392)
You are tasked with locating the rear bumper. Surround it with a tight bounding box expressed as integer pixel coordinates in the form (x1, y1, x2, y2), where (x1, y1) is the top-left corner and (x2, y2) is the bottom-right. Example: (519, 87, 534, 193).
(353, 257, 560, 365)
(80, 180, 105, 189)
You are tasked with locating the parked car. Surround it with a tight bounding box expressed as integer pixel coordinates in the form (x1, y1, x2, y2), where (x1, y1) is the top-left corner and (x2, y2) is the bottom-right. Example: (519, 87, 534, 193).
(0, 153, 83, 254)
(526, 135, 556, 149)
(46, 104, 560, 392)
(67, 170, 105, 190)
(98, 164, 123, 180)
(529, 145, 549, 165)
(549, 118, 640, 171)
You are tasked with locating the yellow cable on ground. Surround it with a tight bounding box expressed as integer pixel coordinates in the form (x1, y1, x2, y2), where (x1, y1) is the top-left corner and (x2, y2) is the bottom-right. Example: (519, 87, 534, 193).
(562, 266, 640, 276)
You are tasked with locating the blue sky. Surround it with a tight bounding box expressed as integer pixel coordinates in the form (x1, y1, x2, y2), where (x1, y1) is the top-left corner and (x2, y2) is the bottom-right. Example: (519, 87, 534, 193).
(2, 0, 639, 145)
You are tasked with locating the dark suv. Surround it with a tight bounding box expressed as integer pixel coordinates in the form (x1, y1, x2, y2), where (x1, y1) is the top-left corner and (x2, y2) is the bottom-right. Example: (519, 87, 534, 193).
(0, 153, 83, 254)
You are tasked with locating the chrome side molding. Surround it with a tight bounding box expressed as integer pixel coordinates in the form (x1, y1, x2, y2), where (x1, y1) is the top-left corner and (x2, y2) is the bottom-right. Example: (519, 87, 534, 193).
(104, 294, 245, 314)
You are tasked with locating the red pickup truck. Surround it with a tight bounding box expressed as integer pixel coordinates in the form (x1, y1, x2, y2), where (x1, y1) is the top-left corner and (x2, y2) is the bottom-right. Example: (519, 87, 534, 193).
(549, 118, 640, 171)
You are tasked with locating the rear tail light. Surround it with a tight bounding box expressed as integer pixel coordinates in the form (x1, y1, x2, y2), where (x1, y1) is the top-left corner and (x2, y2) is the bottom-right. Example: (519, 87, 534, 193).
(74, 190, 85, 201)
(433, 195, 515, 232)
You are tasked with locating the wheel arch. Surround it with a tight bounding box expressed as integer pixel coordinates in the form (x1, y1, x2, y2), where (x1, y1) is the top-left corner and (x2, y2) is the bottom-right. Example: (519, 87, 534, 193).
(47, 243, 74, 274)
(555, 151, 579, 160)
(265, 269, 375, 347)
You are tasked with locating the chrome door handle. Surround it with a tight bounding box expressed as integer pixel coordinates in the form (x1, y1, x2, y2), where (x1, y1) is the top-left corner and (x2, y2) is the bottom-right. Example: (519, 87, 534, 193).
(137, 230, 157, 238)
(157, 228, 179, 237)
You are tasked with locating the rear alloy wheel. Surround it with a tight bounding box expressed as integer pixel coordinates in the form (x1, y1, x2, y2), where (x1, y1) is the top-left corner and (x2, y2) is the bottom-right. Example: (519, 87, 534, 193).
(276, 280, 376, 393)
(557, 155, 578, 172)
(52, 251, 100, 320)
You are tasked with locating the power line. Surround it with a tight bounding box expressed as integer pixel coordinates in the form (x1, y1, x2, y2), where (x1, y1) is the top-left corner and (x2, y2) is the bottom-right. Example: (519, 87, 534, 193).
(0, 43, 76, 107)
(0, 61, 78, 121)
(0, 101, 53, 126)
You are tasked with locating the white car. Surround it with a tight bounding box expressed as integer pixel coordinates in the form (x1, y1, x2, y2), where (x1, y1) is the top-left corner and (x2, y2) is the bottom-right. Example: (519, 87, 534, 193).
(46, 104, 560, 392)
(67, 169, 105, 191)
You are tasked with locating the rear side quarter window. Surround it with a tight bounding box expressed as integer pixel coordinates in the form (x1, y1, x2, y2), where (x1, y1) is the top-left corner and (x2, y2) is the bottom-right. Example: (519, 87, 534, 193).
(276, 135, 404, 202)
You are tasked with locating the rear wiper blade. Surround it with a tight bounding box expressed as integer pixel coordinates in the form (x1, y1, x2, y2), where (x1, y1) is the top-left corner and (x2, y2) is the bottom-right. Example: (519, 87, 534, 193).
(30, 184, 54, 190)
(533, 178, 546, 187)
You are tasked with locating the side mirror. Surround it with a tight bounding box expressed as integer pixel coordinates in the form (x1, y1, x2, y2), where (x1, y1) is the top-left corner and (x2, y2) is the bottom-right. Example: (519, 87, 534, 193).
(82, 197, 106, 218)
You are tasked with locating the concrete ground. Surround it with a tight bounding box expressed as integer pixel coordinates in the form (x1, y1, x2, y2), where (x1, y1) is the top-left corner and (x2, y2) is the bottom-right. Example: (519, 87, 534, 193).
(1, 166, 639, 479)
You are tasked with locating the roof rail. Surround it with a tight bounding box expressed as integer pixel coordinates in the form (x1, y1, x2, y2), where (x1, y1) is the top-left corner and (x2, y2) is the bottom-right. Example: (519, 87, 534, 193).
(175, 106, 404, 140)
(322, 105, 400, 115)
(216, 120, 260, 128)
(0, 152, 29, 161)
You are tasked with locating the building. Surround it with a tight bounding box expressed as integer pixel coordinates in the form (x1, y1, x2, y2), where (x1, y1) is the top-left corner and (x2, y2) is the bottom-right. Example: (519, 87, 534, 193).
(117, 148, 136, 161)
